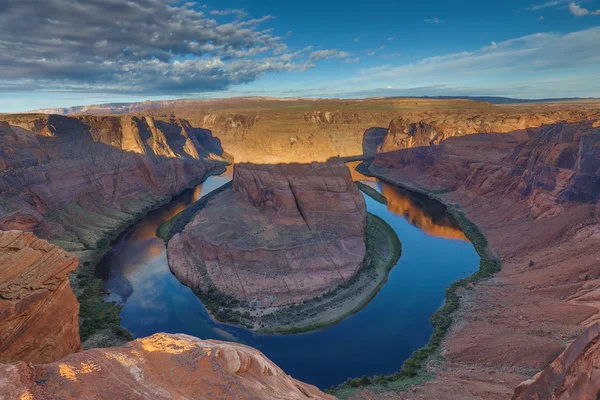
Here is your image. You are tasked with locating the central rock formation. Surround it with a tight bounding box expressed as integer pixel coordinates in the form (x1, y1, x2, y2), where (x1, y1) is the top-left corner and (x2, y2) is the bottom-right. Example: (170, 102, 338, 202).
(0, 230, 81, 364)
(0, 333, 334, 400)
(167, 162, 367, 311)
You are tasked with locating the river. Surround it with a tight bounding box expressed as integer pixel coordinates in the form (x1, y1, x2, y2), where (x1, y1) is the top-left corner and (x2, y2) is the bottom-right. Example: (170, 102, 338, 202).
(97, 162, 479, 389)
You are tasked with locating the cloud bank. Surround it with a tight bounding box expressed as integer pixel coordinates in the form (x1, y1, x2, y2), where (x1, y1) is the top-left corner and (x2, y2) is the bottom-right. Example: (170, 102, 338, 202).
(0, 0, 348, 94)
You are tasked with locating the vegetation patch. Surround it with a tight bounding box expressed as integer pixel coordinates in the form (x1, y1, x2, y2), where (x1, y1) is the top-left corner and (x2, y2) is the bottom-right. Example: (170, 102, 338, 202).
(355, 181, 387, 204)
(330, 162, 501, 398)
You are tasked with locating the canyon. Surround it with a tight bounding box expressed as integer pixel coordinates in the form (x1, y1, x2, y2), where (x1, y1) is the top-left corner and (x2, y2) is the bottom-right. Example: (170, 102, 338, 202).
(2, 98, 600, 399)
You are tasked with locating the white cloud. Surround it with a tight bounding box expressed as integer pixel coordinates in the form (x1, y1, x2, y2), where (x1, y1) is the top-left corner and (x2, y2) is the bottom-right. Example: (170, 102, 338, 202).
(307, 49, 350, 62)
(424, 17, 442, 23)
(210, 8, 247, 18)
(387, 37, 395, 41)
(343, 57, 360, 63)
(483, 41, 498, 51)
(304, 26, 600, 98)
(592, 9, 600, 15)
(0, 1, 352, 94)
(569, 2, 589, 16)
(527, 0, 570, 11)
(539, 15, 545, 20)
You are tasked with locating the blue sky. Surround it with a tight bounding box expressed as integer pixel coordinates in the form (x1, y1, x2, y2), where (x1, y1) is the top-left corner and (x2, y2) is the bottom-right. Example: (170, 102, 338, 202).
(0, 0, 599, 111)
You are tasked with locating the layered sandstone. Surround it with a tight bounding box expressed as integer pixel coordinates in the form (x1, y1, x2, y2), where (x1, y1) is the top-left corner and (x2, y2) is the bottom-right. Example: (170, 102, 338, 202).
(513, 322, 600, 400)
(349, 120, 600, 399)
(167, 162, 367, 311)
(0, 114, 224, 265)
(130, 98, 600, 163)
(0, 332, 334, 400)
(0, 230, 81, 364)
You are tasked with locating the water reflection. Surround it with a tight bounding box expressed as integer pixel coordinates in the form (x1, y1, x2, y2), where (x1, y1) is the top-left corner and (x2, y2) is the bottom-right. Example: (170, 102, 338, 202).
(97, 164, 234, 302)
(349, 162, 467, 241)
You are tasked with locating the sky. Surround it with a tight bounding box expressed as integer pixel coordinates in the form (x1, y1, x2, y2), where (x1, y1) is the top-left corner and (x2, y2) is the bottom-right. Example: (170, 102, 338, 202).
(0, 0, 599, 111)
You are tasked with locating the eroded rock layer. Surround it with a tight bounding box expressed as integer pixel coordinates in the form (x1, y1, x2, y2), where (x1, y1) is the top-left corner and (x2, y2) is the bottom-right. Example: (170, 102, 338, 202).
(0, 114, 223, 264)
(0, 230, 80, 364)
(135, 98, 600, 163)
(0, 333, 334, 400)
(168, 162, 366, 307)
(513, 322, 600, 400)
(349, 120, 600, 399)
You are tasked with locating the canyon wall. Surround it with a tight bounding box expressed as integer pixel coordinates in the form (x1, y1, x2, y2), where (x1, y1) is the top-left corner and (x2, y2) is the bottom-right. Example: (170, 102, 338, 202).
(167, 162, 367, 310)
(0, 114, 224, 265)
(0, 332, 334, 400)
(0, 230, 81, 364)
(129, 98, 600, 163)
(513, 322, 600, 400)
(21, 98, 600, 164)
(348, 120, 600, 399)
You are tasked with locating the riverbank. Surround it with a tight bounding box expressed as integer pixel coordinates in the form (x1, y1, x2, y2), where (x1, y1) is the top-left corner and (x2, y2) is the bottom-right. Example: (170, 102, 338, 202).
(332, 161, 501, 398)
(71, 163, 228, 349)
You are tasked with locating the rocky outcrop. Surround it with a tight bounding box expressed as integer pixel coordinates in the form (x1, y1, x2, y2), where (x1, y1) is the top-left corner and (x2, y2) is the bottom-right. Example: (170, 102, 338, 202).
(167, 162, 366, 311)
(512, 322, 600, 400)
(0, 114, 224, 265)
(0, 332, 334, 400)
(349, 120, 600, 399)
(0, 230, 81, 364)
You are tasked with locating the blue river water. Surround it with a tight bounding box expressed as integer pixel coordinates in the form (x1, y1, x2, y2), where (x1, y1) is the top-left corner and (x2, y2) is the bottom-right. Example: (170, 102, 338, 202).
(97, 163, 479, 389)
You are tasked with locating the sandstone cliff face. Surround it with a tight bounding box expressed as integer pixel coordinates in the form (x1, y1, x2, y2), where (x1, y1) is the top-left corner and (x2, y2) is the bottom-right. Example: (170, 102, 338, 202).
(0, 114, 223, 264)
(23, 98, 600, 164)
(168, 162, 366, 308)
(0, 333, 334, 400)
(374, 121, 600, 218)
(379, 112, 600, 153)
(0, 230, 81, 364)
(513, 322, 600, 400)
(350, 120, 600, 399)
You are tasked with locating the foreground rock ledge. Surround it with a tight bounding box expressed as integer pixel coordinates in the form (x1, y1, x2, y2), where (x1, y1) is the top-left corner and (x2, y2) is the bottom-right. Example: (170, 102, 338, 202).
(167, 162, 367, 311)
(0, 333, 334, 400)
(0, 230, 81, 364)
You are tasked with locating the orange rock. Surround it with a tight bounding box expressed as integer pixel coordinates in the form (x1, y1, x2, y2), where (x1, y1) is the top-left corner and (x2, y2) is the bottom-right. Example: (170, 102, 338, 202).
(0, 333, 334, 400)
(0, 231, 81, 364)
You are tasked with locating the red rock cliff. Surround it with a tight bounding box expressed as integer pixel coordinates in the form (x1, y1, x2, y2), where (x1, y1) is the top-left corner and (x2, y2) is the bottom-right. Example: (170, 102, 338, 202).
(0, 114, 224, 265)
(0, 230, 81, 364)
